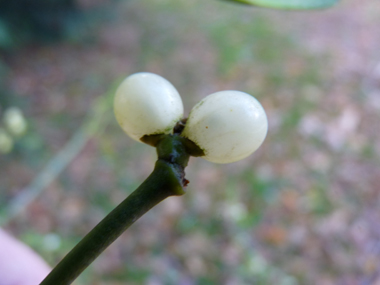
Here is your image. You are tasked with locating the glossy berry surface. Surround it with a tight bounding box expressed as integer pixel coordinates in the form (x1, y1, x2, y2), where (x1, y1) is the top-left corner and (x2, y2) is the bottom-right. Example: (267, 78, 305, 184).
(114, 72, 184, 142)
(181, 90, 268, 163)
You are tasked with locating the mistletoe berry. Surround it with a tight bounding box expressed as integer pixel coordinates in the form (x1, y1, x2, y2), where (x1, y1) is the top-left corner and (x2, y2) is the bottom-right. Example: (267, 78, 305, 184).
(181, 90, 268, 163)
(114, 72, 184, 142)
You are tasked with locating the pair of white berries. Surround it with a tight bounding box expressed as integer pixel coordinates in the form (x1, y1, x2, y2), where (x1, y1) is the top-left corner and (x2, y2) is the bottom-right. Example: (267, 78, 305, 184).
(114, 72, 268, 164)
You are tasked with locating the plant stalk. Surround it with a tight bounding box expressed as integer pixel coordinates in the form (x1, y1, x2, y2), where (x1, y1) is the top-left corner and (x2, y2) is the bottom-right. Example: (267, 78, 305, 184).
(40, 135, 191, 285)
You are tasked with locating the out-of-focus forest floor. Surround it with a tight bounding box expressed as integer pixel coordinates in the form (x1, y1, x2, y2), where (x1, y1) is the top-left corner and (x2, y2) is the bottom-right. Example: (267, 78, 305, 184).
(1, 0, 380, 284)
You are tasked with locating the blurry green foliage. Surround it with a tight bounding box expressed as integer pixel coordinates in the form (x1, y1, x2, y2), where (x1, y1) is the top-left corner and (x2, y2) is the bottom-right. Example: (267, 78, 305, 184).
(0, 0, 82, 50)
(208, 15, 293, 76)
(223, 0, 338, 10)
(0, 59, 9, 106)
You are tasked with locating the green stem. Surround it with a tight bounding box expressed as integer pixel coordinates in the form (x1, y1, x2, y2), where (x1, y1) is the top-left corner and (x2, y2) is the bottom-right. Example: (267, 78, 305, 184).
(40, 135, 191, 285)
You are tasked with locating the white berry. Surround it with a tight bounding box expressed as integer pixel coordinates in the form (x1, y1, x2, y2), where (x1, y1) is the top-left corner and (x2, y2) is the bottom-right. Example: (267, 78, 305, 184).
(4, 107, 27, 136)
(114, 72, 184, 142)
(181, 90, 268, 163)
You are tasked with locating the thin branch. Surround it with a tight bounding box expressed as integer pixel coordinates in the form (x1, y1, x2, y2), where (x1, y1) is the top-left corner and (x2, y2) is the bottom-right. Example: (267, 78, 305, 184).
(40, 135, 190, 285)
(2, 90, 114, 225)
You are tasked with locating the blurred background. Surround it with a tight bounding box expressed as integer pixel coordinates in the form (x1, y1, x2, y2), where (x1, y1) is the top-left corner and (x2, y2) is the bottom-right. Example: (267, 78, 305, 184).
(1, 0, 380, 284)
